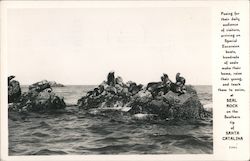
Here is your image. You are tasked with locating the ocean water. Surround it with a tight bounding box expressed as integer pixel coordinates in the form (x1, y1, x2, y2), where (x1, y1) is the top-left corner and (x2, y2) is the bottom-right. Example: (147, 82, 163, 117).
(8, 85, 213, 155)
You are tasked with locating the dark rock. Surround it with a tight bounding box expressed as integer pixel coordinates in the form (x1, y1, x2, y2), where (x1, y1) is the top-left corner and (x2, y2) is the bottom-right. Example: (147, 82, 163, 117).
(8, 80, 66, 112)
(176, 73, 186, 86)
(128, 85, 206, 119)
(78, 75, 140, 109)
(127, 81, 143, 95)
(8, 76, 21, 103)
(29, 80, 51, 92)
(107, 71, 115, 86)
(77, 72, 211, 120)
(8, 75, 16, 85)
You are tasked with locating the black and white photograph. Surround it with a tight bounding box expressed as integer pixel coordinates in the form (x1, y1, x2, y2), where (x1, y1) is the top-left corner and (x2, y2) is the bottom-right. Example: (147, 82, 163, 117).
(6, 4, 213, 155)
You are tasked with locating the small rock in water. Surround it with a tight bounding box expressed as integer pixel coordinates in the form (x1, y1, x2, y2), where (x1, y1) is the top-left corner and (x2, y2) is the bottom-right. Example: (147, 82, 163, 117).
(8, 78, 66, 112)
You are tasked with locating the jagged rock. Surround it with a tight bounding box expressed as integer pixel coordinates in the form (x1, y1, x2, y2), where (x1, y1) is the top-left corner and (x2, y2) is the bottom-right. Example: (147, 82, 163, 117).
(77, 75, 141, 109)
(8, 80, 66, 112)
(77, 85, 131, 109)
(8, 76, 21, 103)
(128, 86, 206, 119)
(29, 80, 51, 92)
(77, 72, 211, 120)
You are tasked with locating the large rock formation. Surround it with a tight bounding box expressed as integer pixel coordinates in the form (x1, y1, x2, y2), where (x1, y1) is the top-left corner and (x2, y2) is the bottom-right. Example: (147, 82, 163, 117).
(128, 85, 208, 119)
(77, 72, 211, 120)
(8, 76, 22, 103)
(77, 76, 143, 109)
(8, 79, 66, 112)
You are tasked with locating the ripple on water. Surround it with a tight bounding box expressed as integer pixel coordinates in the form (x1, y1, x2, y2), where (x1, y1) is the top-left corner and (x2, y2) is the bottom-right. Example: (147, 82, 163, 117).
(31, 132, 50, 137)
(30, 149, 68, 155)
(9, 106, 213, 155)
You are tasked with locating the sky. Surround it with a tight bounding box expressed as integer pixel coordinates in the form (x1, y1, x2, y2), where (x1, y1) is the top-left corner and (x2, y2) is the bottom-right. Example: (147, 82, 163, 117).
(7, 7, 211, 85)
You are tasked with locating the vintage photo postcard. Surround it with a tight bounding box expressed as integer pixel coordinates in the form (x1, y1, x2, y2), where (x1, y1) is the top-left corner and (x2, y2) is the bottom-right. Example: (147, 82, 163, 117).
(0, 1, 249, 161)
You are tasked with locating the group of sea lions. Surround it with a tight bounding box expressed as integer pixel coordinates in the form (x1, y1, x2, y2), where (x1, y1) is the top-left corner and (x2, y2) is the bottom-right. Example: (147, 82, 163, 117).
(85, 71, 143, 100)
(146, 72, 186, 97)
(87, 71, 186, 99)
(78, 71, 144, 108)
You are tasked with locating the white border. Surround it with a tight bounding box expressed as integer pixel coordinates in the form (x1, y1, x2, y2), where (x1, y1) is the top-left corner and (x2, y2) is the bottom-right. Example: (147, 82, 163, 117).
(1, 1, 249, 161)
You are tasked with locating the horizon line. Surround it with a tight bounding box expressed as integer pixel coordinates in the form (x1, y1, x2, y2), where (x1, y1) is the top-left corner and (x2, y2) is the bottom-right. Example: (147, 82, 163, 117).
(21, 84, 213, 86)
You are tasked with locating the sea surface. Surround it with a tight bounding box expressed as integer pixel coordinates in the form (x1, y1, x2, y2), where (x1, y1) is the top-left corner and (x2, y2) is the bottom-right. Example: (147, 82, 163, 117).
(9, 85, 213, 155)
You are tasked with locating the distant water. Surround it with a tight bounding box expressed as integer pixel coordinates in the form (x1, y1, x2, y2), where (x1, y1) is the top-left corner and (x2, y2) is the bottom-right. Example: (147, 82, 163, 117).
(9, 85, 213, 155)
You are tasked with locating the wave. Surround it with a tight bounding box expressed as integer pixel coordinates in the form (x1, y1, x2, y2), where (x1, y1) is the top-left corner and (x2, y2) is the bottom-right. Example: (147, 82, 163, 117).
(30, 149, 68, 155)
(31, 132, 50, 137)
(9, 85, 213, 155)
(95, 136, 130, 143)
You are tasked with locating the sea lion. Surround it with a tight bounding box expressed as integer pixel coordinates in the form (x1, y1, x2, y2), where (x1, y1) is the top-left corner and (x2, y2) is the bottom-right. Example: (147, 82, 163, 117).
(161, 73, 172, 93)
(107, 71, 115, 86)
(131, 84, 143, 95)
(86, 90, 94, 97)
(146, 82, 165, 98)
(8, 78, 22, 103)
(146, 82, 161, 90)
(93, 88, 100, 96)
(161, 73, 169, 84)
(106, 86, 117, 95)
(128, 82, 137, 93)
(175, 73, 186, 95)
(176, 73, 186, 86)
(115, 76, 124, 86)
(8, 75, 15, 85)
(170, 82, 185, 96)
(98, 85, 104, 94)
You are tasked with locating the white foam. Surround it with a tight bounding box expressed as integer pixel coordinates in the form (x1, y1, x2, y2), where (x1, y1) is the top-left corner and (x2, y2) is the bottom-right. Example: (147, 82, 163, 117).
(204, 103, 213, 112)
(133, 113, 156, 119)
(99, 106, 131, 112)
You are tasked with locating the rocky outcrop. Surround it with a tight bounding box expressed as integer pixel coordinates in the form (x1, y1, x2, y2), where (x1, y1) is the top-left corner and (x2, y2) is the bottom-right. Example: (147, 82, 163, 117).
(77, 72, 211, 120)
(8, 76, 22, 103)
(128, 85, 208, 119)
(77, 77, 143, 109)
(8, 79, 66, 112)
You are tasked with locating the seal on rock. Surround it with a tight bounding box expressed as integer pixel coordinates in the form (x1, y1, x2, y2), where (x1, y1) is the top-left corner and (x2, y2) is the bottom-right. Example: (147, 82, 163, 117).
(176, 73, 186, 86)
(107, 71, 115, 86)
(8, 75, 22, 103)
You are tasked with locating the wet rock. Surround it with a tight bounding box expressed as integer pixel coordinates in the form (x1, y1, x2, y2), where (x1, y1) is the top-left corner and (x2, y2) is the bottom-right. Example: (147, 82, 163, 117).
(8, 80, 66, 112)
(127, 81, 143, 95)
(115, 76, 125, 86)
(29, 80, 51, 92)
(78, 74, 141, 109)
(77, 72, 210, 120)
(128, 85, 206, 119)
(8, 76, 21, 103)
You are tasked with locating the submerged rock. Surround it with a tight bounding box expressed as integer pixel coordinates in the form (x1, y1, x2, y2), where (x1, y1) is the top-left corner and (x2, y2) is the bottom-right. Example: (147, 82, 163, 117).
(8, 79, 66, 112)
